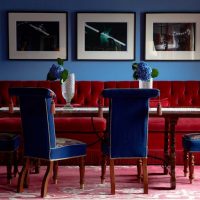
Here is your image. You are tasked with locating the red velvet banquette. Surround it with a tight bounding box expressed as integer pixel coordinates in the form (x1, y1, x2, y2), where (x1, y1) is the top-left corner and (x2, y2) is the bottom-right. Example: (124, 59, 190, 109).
(0, 80, 200, 165)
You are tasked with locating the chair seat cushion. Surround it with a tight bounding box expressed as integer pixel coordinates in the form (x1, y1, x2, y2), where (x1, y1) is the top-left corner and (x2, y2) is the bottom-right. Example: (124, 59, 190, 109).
(50, 138, 86, 160)
(0, 133, 20, 151)
(182, 133, 200, 152)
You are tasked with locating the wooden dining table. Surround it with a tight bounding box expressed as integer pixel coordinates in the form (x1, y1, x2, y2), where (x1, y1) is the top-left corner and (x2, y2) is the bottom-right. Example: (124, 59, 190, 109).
(1, 106, 200, 189)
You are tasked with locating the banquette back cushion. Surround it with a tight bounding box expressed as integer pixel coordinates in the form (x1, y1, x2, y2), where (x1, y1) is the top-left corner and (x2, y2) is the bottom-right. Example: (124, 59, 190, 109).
(1, 80, 200, 107)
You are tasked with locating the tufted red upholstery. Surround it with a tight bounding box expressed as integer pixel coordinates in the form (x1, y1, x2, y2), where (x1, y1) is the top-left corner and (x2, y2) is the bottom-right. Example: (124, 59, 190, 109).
(1, 80, 200, 164)
(55, 117, 106, 133)
(1, 80, 200, 107)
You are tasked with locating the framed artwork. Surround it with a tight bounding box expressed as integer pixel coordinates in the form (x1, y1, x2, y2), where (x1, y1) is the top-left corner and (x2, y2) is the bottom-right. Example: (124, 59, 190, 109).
(76, 12, 135, 60)
(8, 12, 67, 60)
(145, 12, 200, 61)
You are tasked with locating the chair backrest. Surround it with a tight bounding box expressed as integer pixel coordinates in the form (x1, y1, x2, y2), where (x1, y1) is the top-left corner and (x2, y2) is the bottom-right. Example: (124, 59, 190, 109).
(102, 88, 160, 159)
(9, 87, 56, 159)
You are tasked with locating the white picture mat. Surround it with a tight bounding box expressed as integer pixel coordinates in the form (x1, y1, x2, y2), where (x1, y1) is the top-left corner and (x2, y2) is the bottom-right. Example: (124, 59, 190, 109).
(8, 12, 67, 60)
(77, 13, 135, 60)
(145, 13, 200, 60)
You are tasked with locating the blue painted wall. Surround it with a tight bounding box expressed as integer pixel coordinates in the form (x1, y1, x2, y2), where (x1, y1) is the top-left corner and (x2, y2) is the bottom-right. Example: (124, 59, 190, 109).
(0, 0, 200, 81)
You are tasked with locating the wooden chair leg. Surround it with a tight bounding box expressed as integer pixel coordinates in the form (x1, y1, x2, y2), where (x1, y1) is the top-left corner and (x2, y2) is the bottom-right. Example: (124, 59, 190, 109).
(183, 150, 189, 177)
(13, 150, 19, 177)
(6, 152, 12, 184)
(30, 159, 40, 174)
(79, 156, 85, 189)
(189, 152, 194, 184)
(6, 150, 19, 184)
(142, 158, 148, 194)
(53, 161, 58, 184)
(23, 168, 30, 188)
(101, 154, 107, 184)
(110, 159, 115, 195)
(17, 158, 30, 193)
(137, 158, 142, 183)
(35, 159, 40, 174)
(41, 161, 53, 198)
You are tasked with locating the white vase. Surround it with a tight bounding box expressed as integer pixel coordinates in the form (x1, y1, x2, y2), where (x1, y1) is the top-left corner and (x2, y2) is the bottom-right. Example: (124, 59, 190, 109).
(61, 73, 75, 107)
(139, 78, 153, 89)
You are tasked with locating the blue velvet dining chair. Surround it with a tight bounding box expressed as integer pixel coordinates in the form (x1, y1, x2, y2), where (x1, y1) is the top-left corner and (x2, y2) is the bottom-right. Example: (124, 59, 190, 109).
(101, 88, 159, 194)
(9, 87, 87, 198)
(182, 133, 200, 183)
(0, 132, 20, 184)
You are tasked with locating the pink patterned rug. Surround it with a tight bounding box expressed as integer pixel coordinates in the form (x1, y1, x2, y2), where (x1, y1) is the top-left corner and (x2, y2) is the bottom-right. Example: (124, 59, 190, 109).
(0, 165, 200, 199)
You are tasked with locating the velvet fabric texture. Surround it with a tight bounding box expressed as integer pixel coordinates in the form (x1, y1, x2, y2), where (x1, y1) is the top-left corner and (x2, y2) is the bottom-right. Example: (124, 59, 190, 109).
(1, 80, 200, 107)
(0, 133, 20, 151)
(101, 88, 159, 158)
(182, 133, 200, 152)
(9, 87, 86, 160)
(0, 80, 200, 164)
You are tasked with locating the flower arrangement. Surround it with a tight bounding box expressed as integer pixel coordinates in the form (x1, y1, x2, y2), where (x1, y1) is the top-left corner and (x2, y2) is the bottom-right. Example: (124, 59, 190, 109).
(132, 61, 159, 81)
(47, 58, 68, 84)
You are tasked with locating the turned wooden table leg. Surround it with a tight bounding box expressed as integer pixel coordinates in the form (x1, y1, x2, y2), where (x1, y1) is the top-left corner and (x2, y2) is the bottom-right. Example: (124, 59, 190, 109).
(169, 117, 178, 189)
(164, 118, 170, 175)
(101, 154, 107, 184)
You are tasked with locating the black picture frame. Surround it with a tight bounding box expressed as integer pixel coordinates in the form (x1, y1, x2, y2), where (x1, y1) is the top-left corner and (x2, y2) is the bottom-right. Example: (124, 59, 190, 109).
(145, 12, 200, 61)
(8, 12, 68, 60)
(76, 12, 135, 60)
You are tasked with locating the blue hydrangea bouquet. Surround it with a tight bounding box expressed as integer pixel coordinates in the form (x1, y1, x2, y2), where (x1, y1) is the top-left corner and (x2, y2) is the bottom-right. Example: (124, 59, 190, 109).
(132, 61, 159, 81)
(47, 58, 68, 84)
